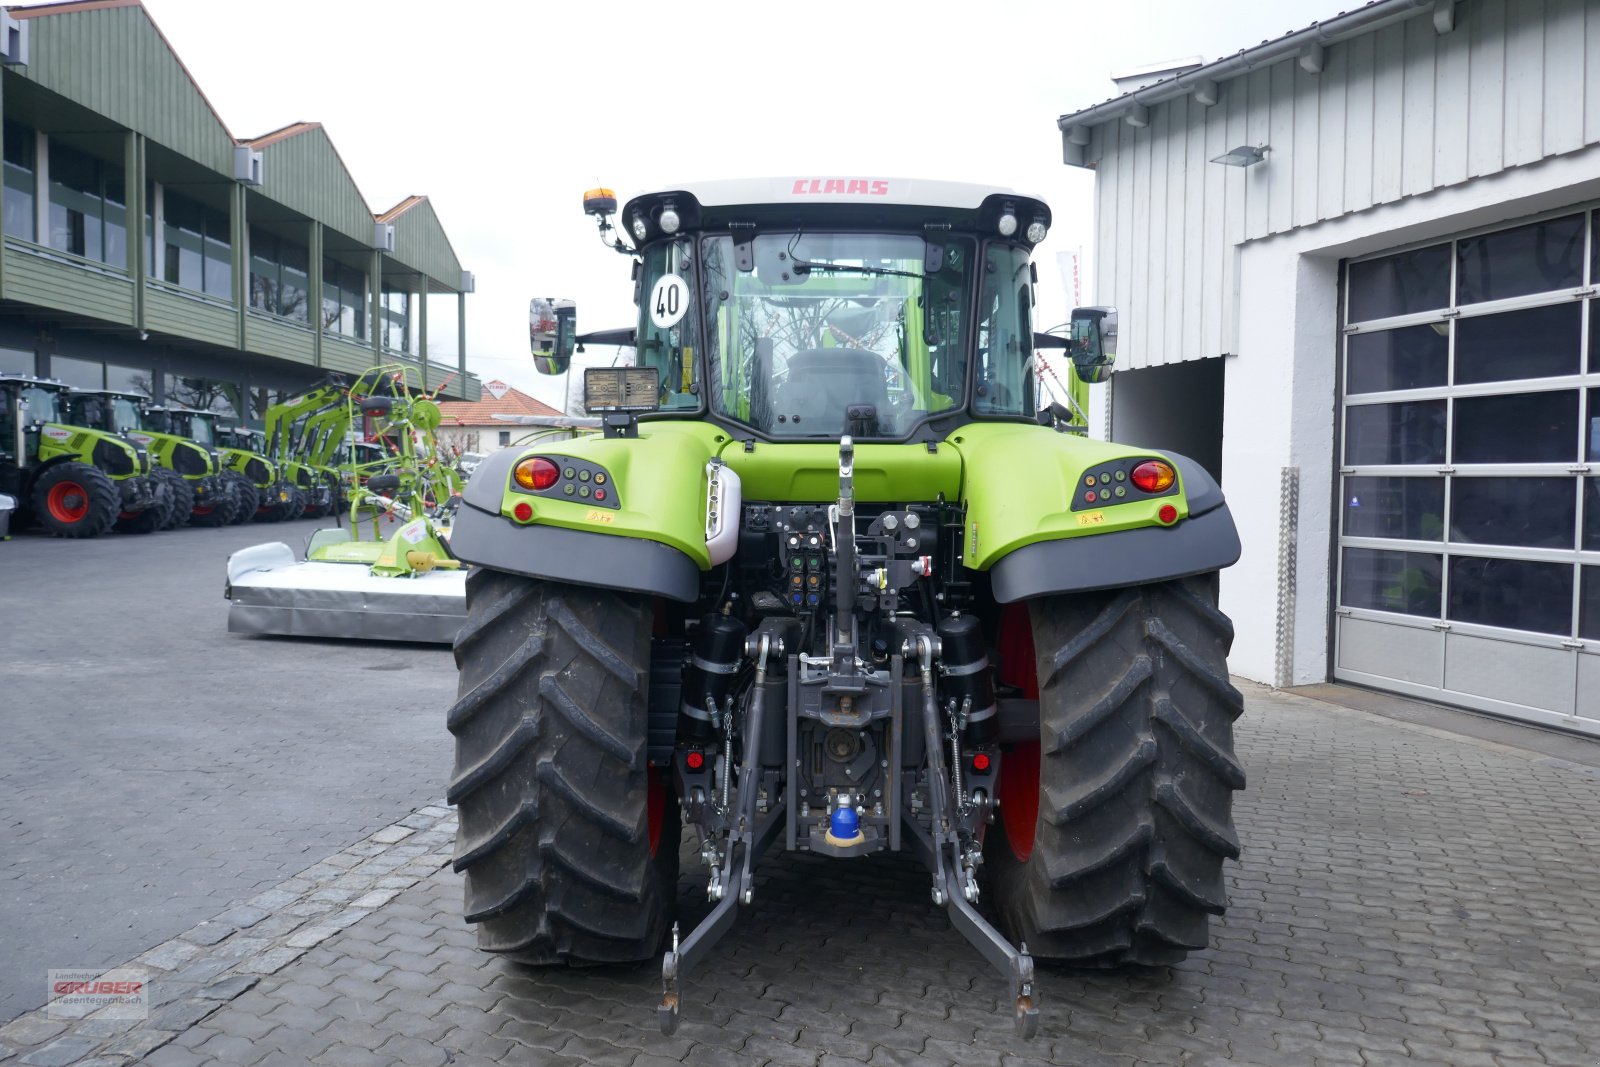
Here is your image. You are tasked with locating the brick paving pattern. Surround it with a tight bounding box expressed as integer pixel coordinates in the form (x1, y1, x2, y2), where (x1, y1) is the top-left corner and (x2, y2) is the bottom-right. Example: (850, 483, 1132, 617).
(0, 518, 456, 1023)
(4, 682, 1598, 1065)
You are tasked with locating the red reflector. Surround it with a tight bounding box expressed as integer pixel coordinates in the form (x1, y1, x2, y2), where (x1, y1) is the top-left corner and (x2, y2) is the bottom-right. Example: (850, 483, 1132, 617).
(686, 751, 705, 770)
(514, 457, 560, 491)
(1158, 504, 1178, 524)
(1131, 460, 1176, 494)
(513, 501, 534, 522)
(972, 753, 991, 772)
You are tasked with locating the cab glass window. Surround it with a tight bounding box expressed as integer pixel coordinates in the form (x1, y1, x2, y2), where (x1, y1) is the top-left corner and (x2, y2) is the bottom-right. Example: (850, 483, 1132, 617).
(635, 239, 702, 411)
(700, 232, 971, 439)
(975, 244, 1035, 416)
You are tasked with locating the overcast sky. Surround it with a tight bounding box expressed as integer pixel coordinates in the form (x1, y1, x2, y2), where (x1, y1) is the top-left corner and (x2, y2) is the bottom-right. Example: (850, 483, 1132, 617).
(132, 0, 1338, 409)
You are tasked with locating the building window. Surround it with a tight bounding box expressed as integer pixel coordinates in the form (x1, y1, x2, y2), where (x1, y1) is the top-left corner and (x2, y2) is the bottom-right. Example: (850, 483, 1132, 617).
(4, 120, 34, 241)
(249, 226, 310, 324)
(497, 430, 510, 447)
(47, 139, 126, 267)
(381, 283, 411, 353)
(51, 356, 103, 390)
(321, 259, 366, 340)
(162, 191, 231, 298)
(106, 364, 151, 396)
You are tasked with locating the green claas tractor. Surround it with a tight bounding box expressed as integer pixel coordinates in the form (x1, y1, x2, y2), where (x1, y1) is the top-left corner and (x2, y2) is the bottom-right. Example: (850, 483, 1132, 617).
(218, 425, 300, 523)
(446, 180, 1244, 1039)
(69, 390, 236, 529)
(2, 373, 162, 536)
(168, 410, 275, 526)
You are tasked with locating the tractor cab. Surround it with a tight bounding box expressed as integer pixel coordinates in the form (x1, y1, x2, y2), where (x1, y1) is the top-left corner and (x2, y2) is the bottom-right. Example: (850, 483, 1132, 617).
(544, 180, 1115, 442)
(1, 374, 66, 468)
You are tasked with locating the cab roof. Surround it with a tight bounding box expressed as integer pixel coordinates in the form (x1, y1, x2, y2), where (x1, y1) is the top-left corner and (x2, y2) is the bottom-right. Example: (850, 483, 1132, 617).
(621, 177, 1052, 242)
(644, 177, 1042, 210)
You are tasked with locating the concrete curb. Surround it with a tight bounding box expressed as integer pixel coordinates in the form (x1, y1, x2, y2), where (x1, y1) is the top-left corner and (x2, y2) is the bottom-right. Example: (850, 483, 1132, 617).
(0, 804, 458, 1066)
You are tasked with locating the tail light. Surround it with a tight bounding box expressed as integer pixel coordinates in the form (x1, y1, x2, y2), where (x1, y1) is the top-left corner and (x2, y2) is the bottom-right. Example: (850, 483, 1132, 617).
(1130, 460, 1175, 494)
(514, 457, 559, 491)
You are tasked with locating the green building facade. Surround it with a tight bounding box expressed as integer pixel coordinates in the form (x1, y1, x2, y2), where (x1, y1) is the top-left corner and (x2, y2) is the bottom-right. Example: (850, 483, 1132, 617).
(0, 0, 480, 420)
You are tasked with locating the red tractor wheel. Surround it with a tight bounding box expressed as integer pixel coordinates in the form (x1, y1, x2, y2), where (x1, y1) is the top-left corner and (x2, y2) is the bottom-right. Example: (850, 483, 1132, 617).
(31, 463, 118, 538)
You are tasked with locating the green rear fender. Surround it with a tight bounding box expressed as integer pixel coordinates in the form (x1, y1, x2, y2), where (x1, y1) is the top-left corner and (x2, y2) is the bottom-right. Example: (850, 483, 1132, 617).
(472, 421, 724, 569)
(950, 422, 1240, 599)
(950, 423, 1191, 568)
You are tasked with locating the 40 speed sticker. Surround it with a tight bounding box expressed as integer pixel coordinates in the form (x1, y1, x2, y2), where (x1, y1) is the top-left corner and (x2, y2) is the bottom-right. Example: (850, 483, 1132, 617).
(649, 274, 690, 330)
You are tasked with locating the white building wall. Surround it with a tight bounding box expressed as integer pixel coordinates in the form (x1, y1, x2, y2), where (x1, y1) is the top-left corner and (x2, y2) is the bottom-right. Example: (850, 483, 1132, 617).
(1071, 0, 1600, 689)
(1221, 149, 1600, 685)
(1086, 0, 1600, 371)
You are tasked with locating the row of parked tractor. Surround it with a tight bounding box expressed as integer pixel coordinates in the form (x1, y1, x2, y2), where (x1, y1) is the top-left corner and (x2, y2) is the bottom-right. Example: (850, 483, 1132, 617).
(1, 369, 414, 539)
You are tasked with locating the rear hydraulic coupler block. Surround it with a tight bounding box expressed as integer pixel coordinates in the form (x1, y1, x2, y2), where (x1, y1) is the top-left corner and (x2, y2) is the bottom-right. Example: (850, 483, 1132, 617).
(679, 612, 747, 742)
(937, 613, 997, 743)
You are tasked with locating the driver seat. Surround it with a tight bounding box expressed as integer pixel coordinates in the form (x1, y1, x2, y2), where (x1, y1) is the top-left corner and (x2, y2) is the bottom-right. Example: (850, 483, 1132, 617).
(770, 348, 889, 435)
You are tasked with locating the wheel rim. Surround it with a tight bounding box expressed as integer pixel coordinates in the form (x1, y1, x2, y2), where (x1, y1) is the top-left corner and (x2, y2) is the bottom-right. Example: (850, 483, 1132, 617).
(998, 602, 1041, 863)
(647, 766, 666, 859)
(46, 481, 90, 523)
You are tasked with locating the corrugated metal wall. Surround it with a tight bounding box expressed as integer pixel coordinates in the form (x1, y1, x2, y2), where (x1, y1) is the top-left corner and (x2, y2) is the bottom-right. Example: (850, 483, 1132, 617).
(389, 200, 462, 293)
(255, 128, 375, 249)
(1087, 0, 1600, 369)
(15, 5, 233, 174)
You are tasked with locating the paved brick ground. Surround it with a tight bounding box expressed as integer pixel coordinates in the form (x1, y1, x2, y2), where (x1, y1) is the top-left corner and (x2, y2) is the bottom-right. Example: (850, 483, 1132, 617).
(6, 682, 1596, 1065)
(0, 517, 456, 1024)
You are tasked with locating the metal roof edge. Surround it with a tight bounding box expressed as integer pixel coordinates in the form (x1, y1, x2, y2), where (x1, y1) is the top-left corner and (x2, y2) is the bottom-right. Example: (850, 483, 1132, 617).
(1057, 0, 1443, 136)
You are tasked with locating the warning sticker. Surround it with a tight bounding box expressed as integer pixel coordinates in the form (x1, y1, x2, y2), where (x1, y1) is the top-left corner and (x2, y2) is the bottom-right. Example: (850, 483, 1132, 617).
(1076, 511, 1106, 527)
(399, 519, 427, 544)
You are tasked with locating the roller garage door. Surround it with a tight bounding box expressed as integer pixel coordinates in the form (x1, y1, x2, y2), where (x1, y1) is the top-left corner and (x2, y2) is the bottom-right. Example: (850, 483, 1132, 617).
(1334, 208, 1600, 734)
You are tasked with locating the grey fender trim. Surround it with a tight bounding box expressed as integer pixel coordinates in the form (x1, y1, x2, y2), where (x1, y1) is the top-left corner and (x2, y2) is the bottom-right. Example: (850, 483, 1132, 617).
(1168, 451, 1224, 517)
(451, 501, 702, 603)
(988, 504, 1241, 603)
(462, 447, 520, 511)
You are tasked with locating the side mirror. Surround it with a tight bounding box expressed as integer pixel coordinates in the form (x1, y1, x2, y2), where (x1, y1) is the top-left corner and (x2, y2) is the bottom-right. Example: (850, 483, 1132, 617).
(1068, 306, 1117, 383)
(531, 297, 577, 375)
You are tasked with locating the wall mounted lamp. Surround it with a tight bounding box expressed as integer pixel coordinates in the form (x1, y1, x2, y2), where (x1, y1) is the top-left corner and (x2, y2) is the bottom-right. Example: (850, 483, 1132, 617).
(1210, 145, 1269, 167)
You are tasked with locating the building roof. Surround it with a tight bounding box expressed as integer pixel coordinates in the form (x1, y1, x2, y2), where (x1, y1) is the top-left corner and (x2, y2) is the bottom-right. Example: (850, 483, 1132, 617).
(436, 385, 560, 425)
(244, 120, 321, 149)
(10, 0, 237, 162)
(1057, 0, 1451, 141)
(376, 195, 427, 223)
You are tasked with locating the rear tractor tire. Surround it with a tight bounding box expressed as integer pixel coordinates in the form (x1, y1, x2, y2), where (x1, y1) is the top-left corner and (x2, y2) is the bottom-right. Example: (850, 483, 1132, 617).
(986, 573, 1245, 968)
(152, 469, 193, 531)
(447, 569, 679, 964)
(224, 474, 259, 526)
(32, 462, 118, 538)
(114, 478, 170, 535)
(188, 480, 237, 527)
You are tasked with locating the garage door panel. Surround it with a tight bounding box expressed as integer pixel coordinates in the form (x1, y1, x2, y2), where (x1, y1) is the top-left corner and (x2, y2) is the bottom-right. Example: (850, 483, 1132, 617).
(1578, 653, 1600, 723)
(1336, 616, 1444, 686)
(1341, 205, 1598, 733)
(1442, 632, 1577, 716)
